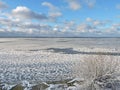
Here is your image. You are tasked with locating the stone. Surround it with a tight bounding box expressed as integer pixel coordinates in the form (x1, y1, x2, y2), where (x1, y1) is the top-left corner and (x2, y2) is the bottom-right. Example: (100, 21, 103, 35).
(32, 82, 49, 90)
(10, 84, 24, 90)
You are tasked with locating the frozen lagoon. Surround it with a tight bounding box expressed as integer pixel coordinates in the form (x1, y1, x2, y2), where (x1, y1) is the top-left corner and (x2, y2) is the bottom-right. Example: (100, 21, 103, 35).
(0, 38, 120, 90)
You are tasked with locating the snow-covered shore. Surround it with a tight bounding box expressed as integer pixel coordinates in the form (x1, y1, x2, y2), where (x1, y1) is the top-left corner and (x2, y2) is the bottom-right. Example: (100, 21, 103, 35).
(0, 38, 120, 90)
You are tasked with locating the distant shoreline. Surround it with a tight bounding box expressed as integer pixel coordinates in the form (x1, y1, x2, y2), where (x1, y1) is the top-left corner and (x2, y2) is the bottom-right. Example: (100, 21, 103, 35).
(0, 37, 120, 38)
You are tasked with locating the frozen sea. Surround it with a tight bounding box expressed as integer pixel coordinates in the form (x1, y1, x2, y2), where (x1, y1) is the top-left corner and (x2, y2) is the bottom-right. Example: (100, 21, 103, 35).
(0, 38, 120, 90)
(0, 38, 120, 49)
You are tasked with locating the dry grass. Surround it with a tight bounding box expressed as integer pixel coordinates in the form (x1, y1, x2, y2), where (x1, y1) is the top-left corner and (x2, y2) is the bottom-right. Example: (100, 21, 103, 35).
(73, 55, 120, 89)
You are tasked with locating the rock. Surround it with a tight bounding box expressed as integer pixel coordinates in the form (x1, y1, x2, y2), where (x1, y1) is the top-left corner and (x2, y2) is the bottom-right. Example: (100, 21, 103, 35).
(93, 74, 120, 90)
(0, 82, 2, 90)
(10, 84, 24, 90)
(32, 82, 49, 90)
(49, 84, 68, 90)
(22, 80, 31, 88)
(95, 74, 113, 83)
(105, 82, 112, 88)
(67, 86, 77, 90)
(67, 78, 84, 86)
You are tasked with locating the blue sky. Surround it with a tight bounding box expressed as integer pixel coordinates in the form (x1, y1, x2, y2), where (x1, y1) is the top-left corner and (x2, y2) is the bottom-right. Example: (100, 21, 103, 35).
(0, 0, 120, 37)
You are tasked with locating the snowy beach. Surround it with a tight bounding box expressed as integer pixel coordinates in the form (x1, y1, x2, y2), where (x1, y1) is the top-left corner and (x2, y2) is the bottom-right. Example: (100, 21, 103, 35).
(0, 38, 120, 90)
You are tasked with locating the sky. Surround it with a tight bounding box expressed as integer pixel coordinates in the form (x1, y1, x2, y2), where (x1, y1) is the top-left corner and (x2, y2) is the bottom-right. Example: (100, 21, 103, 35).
(0, 0, 120, 37)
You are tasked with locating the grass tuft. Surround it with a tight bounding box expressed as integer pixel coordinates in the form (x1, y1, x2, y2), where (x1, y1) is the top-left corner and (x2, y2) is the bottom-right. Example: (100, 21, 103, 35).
(73, 55, 120, 89)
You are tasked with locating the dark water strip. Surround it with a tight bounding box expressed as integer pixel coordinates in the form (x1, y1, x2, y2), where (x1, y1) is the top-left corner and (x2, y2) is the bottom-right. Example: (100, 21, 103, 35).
(46, 48, 120, 56)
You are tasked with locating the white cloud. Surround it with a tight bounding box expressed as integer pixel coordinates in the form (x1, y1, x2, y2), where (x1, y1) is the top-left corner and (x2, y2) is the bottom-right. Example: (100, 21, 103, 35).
(85, 0, 96, 8)
(12, 6, 47, 20)
(0, 28, 5, 32)
(86, 17, 108, 26)
(0, 1, 8, 10)
(116, 4, 120, 9)
(105, 24, 120, 34)
(49, 12, 62, 18)
(42, 2, 62, 18)
(93, 20, 104, 26)
(0, 1, 119, 37)
(66, 0, 81, 10)
(53, 20, 75, 33)
(76, 23, 96, 33)
(0, 15, 119, 37)
(0, 5, 60, 37)
(0, 9, 117, 37)
(42, 2, 57, 10)
(65, 0, 96, 10)
(0, 15, 60, 37)
(86, 17, 93, 22)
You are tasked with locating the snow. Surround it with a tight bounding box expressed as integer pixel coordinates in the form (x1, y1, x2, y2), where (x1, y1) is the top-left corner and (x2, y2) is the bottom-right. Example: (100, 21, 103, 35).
(0, 50, 76, 84)
(0, 38, 120, 90)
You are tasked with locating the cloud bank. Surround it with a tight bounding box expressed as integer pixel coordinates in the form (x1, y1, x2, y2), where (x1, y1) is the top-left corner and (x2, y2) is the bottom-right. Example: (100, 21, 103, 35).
(0, 0, 119, 37)
(12, 6, 47, 20)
